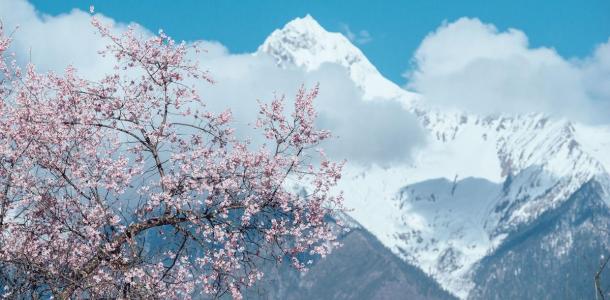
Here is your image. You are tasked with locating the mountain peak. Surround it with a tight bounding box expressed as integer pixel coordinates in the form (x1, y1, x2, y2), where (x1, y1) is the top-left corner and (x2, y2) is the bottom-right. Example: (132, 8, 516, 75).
(257, 15, 419, 102)
(283, 14, 326, 36)
(258, 14, 359, 71)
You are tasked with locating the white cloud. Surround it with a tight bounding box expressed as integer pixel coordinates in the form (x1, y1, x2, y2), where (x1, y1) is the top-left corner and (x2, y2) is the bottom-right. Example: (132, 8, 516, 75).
(0, 0, 423, 166)
(340, 23, 372, 45)
(406, 17, 610, 123)
(195, 51, 424, 166)
(0, 0, 148, 78)
(581, 38, 610, 109)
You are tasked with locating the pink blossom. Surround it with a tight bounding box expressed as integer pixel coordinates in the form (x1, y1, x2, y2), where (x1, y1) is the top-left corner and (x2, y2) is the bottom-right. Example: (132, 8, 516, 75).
(0, 14, 344, 299)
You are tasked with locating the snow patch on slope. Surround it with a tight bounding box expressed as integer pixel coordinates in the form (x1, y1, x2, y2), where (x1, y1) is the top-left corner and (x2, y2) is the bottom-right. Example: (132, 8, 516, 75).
(393, 177, 501, 299)
(574, 124, 610, 172)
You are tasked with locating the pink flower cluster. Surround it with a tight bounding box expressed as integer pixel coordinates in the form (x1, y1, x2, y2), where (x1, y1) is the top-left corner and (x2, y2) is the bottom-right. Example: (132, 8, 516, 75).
(0, 16, 344, 299)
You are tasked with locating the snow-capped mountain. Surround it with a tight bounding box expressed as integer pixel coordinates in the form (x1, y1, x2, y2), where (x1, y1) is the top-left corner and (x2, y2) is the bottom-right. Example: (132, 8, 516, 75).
(258, 15, 419, 104)
(257, 16, 610, 299)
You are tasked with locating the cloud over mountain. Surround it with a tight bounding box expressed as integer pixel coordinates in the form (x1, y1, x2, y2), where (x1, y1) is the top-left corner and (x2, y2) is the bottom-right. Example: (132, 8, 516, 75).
(406, 17, 610, 123)
(0, 0, 424, 167)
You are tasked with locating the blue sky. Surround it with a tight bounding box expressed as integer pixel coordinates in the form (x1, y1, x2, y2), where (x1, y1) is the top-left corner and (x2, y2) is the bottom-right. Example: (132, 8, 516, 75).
(29, 0, 610, 85)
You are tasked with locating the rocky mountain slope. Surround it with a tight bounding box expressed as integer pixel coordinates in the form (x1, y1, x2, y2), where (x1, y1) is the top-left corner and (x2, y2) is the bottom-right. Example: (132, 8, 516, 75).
(246, 221, 456, 300)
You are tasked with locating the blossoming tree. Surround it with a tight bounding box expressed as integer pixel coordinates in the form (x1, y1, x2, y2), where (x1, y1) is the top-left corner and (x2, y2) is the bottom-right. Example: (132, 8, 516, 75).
(0, 14, 344, 299)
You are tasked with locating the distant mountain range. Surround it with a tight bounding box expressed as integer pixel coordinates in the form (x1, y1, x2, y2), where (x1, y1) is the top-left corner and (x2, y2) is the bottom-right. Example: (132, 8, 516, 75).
(250, 15, 610, 299)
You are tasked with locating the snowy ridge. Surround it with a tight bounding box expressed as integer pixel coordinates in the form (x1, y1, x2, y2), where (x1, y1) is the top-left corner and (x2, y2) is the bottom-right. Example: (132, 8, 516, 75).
(386, 110, 610, 297)
(417, 111, 609, 236)
(258, 15, 610, 299)
(257, 15, 419, 104)
(487, 116, 608, 236)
